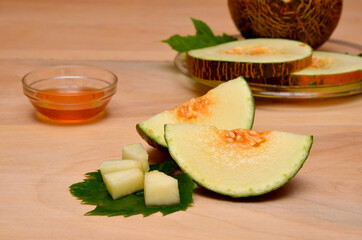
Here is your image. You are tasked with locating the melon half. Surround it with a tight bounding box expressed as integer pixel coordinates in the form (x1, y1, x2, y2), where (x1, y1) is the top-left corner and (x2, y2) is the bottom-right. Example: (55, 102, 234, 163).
(137, 77, 255, 151)
(165, 124, 313, 197)
(228, 0, 342, 49)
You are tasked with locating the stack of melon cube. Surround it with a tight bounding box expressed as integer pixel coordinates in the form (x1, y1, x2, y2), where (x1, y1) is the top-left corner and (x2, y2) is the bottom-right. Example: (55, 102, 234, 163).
(100, 143, 180, 206)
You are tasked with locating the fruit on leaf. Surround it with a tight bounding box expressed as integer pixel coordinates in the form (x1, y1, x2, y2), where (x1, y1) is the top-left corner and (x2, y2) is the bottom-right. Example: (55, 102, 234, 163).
(165, 124, 313, 197)
(100, 160, 143, 176)
(103, 168, 144, 200)
(289, 51, 362, 86)
(228, 0, 342, 49)
(69, 160, 197, 217)
(136, 77, 255, 152)
(122, 143, 149, 172)
(144, 170, 180, 206)
(186, 38, 312, 81)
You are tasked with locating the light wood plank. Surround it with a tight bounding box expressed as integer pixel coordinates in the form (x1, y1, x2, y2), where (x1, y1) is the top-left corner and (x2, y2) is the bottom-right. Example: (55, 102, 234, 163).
(0, 59, 361, 239)
(0, 0, 360, 61)
(0, 0, 361, 239)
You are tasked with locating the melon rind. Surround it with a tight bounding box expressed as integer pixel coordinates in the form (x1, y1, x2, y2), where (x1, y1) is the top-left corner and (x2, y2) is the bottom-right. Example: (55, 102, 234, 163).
(228, 0, 343, 49)
(137, 77, 255, 152)
(245, 51, 362, 86)
(165, 124, 313, 197)
(187, 38, 313, 80)
(289, 51, 362, 86)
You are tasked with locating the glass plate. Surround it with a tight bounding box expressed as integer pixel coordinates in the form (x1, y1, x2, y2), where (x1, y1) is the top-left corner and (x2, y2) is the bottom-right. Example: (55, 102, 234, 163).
(174, 39, 362, 99)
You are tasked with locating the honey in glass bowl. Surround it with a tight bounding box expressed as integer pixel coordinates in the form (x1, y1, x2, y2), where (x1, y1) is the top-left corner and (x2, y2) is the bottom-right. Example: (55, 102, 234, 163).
(22, 65, 117, 123)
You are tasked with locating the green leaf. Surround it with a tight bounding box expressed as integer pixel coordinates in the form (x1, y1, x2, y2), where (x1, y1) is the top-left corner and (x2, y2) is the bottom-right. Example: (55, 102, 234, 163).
(69, 160, 197, 217)
(149, 159, 178, 174)
(308, 81, 318, 86)
(163, 18, 237, 53)
(69, 171, 109, 205)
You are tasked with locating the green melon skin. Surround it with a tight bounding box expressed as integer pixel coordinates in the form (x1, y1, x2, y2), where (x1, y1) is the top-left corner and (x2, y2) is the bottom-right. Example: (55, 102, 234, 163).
(136, 77, 255, 152)
(165, 124, 313, 197)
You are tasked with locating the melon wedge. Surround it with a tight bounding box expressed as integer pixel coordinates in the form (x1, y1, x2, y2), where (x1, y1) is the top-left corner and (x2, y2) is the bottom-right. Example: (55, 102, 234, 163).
(187, 38, 312, 81)
(289, 51, 362, 86)
(137, 77, 255, 152)
(165, 124, 313, 197)
(246, 51, 362, 86)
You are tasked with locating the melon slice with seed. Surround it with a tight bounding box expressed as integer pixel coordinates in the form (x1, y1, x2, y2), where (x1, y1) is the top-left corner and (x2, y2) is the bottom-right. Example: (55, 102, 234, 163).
(244, 51, 362, 87)
(289, 51, 362, 86)
(136, 77, 255, 152)
(186, 38, 313, 81)
(165, 124, 313, 197)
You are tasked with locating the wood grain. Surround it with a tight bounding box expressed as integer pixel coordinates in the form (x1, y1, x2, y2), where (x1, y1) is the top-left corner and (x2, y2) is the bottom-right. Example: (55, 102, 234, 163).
(0, 0, 361, 61)
(0, 0, 361, 239)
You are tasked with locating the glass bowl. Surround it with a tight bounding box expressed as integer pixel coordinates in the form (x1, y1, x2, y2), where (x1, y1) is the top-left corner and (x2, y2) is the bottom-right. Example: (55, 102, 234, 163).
(22, 65, 117, 123)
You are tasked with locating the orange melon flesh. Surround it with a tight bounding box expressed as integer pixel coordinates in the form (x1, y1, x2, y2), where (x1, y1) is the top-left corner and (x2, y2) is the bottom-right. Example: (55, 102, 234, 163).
(165, 124, 313, 197)
(136, 77, 255, 151)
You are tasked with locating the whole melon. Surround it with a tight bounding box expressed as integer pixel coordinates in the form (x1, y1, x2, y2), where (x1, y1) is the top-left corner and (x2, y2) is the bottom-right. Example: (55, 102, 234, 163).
(228, 0, 343, 49)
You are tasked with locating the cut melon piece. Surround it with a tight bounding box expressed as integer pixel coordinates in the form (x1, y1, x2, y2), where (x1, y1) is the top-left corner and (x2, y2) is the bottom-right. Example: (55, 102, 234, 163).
(100, 159, 143, 176)
(186, 38, 312, 81)
(289, 51, 362, 86)
(144, 170, 180, 206)
(103, 168, 144, 200)
(165, 124, 313, 197)
(122, 143, 149, 172)
(245, 52, 362, 86)
(137, 77, 255, 152)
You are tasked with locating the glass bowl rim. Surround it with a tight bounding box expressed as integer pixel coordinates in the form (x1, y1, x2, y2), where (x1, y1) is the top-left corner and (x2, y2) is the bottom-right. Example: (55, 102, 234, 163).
(22, 65, 118, 93)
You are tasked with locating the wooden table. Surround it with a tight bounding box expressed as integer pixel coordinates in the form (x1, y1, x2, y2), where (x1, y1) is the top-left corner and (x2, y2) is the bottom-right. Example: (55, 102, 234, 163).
(0, 0, 361, 239)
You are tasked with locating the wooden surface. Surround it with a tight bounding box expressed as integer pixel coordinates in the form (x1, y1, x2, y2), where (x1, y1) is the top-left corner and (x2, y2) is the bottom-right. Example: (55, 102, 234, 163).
(0, 0, 361, 239)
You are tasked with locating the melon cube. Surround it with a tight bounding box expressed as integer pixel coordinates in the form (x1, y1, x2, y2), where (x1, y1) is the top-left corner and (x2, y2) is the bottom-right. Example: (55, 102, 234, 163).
(103, 168, 144, 200)
(100, 159, 143, 176)
(144, 170, 180, 206)
(122, 143, 149, 172)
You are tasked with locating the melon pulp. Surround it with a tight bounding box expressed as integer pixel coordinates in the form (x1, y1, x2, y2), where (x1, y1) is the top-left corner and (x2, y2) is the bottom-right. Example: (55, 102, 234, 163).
(136, 77, 255, 152)
(165, 124, 313, 197)
(186, 39, 312, 81)
(144, 170, 180, 206)
(228, 0, 342, 49)
(102, 168, 144, 200)
(100, 159, 143, 176)
(122, 143, 149, 172)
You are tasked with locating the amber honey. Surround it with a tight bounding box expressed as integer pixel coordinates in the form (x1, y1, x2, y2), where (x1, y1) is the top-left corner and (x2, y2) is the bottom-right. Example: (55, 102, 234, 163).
(23, 66, 117, 123)
(31, 87, 110, 122)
